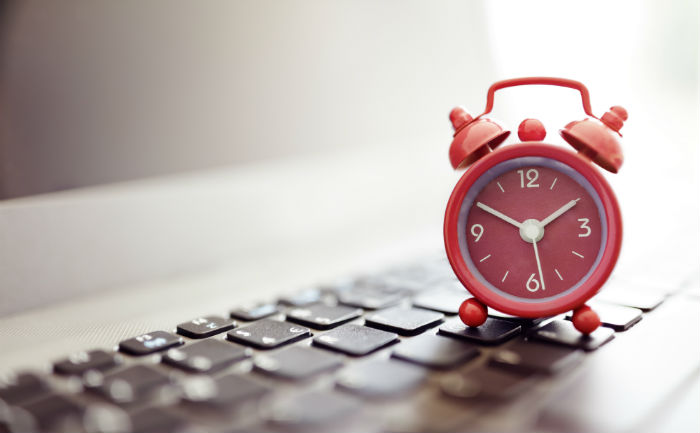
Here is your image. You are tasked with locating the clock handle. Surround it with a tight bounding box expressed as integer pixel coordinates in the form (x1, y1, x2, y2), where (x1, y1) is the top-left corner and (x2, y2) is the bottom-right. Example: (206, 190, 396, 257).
(477, 77, 596, 119)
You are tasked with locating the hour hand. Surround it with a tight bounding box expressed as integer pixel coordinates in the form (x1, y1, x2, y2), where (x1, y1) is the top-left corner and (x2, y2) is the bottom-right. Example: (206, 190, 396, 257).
(540, 198, 580, 227)
(476, 202, 523, 229)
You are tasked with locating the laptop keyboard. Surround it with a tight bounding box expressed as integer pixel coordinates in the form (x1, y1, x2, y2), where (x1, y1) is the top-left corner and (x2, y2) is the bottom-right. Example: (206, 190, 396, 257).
(0, 256, 695, 433)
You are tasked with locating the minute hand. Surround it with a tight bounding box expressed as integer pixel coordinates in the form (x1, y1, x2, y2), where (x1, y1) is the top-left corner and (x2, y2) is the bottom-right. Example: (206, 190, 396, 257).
(540, 198, 580, 227)
(476, 202, 523, 229)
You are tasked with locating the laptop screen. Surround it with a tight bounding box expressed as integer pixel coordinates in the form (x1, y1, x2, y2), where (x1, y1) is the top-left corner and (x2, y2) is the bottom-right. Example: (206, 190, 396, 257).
(0, 1, 697, 318)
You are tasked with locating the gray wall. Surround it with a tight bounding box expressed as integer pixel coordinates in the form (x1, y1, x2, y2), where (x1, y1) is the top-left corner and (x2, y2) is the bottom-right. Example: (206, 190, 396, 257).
(0, 1, 493, 199)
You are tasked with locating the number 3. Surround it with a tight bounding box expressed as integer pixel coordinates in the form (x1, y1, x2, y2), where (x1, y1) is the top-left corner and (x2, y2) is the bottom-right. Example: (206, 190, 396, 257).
(578, 218, 591, 237)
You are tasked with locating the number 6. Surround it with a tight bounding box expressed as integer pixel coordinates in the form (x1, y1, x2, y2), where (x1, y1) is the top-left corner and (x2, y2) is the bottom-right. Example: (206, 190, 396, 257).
(526, 273, 540, 292)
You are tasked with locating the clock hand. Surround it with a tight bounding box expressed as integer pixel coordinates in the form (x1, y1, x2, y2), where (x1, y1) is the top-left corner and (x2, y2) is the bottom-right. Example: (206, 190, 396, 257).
(539, 198, 580, 227)
(532, 238, 546, 291)
(476, 202, 523, 229)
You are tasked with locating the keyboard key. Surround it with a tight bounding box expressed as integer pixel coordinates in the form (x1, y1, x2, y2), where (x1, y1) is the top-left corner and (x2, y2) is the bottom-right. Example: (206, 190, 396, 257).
(338, 285, 404, 309)
(565, 302, 643, 331)
(488, 309, 545, 326)
(229, 303, 278, 321)
(226, 319, 310, 349)
(530, 320, 614, 351)
(19, 393, 85, 430)
(119, 331, 183, 356)
(313, 324, 398, 356)
(364, 307, 444, 336)
(254, 346, 342, 380)
(336, 359, 426, 397)
(441, 367, 534, 400)
(266, 391, 360, 429)
(84, 364, 172, 404)
(0, 405, 36, 433)
(361, 273, 430, 295)
(162, 339, 251, 373)
(279, 288, 322, 306)
(176, 315, 235, 339)
(285, 303, 362, 330)
(439, 317, 521, 345)
(228, 429, 277, 433)
(81, 404, 131, 433)
(489, 340, 584, 375)
(129, 406, 187, 433)
(318, 276, 356, 295)
(595, 285, 665, 311)
(0, 372, 50, 405)
(181, 373, 270, 407)
(53, 349, 120, 376)
(413, 288, 467, 314)
(391, 333, 480, 369)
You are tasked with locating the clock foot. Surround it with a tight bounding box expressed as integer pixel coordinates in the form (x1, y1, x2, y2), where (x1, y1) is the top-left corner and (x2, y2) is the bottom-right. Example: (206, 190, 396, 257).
(459, 298, 488, 327)
(572, 304, 601, 334)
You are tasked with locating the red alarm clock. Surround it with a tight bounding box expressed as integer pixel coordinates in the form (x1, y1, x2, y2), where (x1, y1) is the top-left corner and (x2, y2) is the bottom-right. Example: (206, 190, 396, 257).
(444, 77, 626, 334)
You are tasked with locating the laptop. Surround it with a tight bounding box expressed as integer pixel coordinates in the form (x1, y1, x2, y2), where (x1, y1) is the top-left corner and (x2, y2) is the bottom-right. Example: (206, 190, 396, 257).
(1, 2, 699, 432)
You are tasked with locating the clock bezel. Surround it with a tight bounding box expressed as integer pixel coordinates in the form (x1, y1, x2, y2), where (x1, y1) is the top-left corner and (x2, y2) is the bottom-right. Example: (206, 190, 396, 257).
(444, 143, 622, 318)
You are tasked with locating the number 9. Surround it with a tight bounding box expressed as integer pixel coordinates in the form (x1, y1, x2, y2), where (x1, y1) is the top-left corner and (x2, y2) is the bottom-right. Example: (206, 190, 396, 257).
(471, 224, 484, 242)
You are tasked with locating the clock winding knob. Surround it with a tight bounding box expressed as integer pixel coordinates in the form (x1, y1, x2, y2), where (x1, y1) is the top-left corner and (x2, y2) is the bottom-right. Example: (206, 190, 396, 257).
(517, 118, 547, 141)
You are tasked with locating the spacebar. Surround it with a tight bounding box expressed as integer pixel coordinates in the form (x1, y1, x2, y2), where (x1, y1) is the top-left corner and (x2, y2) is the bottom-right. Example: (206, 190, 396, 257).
(536, 295, 700, 433)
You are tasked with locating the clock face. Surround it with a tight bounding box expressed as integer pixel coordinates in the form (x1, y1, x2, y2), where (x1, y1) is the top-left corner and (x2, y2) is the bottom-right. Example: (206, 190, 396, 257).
(458, 156, 607, 303)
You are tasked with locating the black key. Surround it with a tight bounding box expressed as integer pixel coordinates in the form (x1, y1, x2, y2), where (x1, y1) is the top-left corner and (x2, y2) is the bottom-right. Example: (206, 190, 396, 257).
(336, 359, 426, 397)
(229, 303, 278, 321)
(19, 393, 85, 430)
(488, 309, 545, 325)
(441, 367, 534, 400)
(318, 276, 356, 295)
(129, 406, 187, 433)
(392, 333, 480, 369)
(0, 405, 37, 433)
(85, 364, 171, 404)
(285, 303, 362, 330)
(530, 320, 615, 351)
(0, 372, 50, 406)
(162, 339, 251, 373)
(53, 349, 119, 376)
(338, 285, 403, 310)
(176, 315, 235, 339)
(226, 319, 310, 349)
(254, 346, 342, 380)
(365, 307, 444, 336)
(413, 288, 467, 314)
(181, 373, 270, 407)
(266, 391, 359, 429)
(565, 302, 643, 331)
(119, 331, 183, 356)
(279, 288, 322, 307)
(489, 340, 584, 375)
(439, 317, 521, 345)
(79, 404, 131, 433)
(313, 324, 398, 356)
(360, 274, 428, 295)
(228, 429, 277, 433)
(595, 286, 665, 311)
